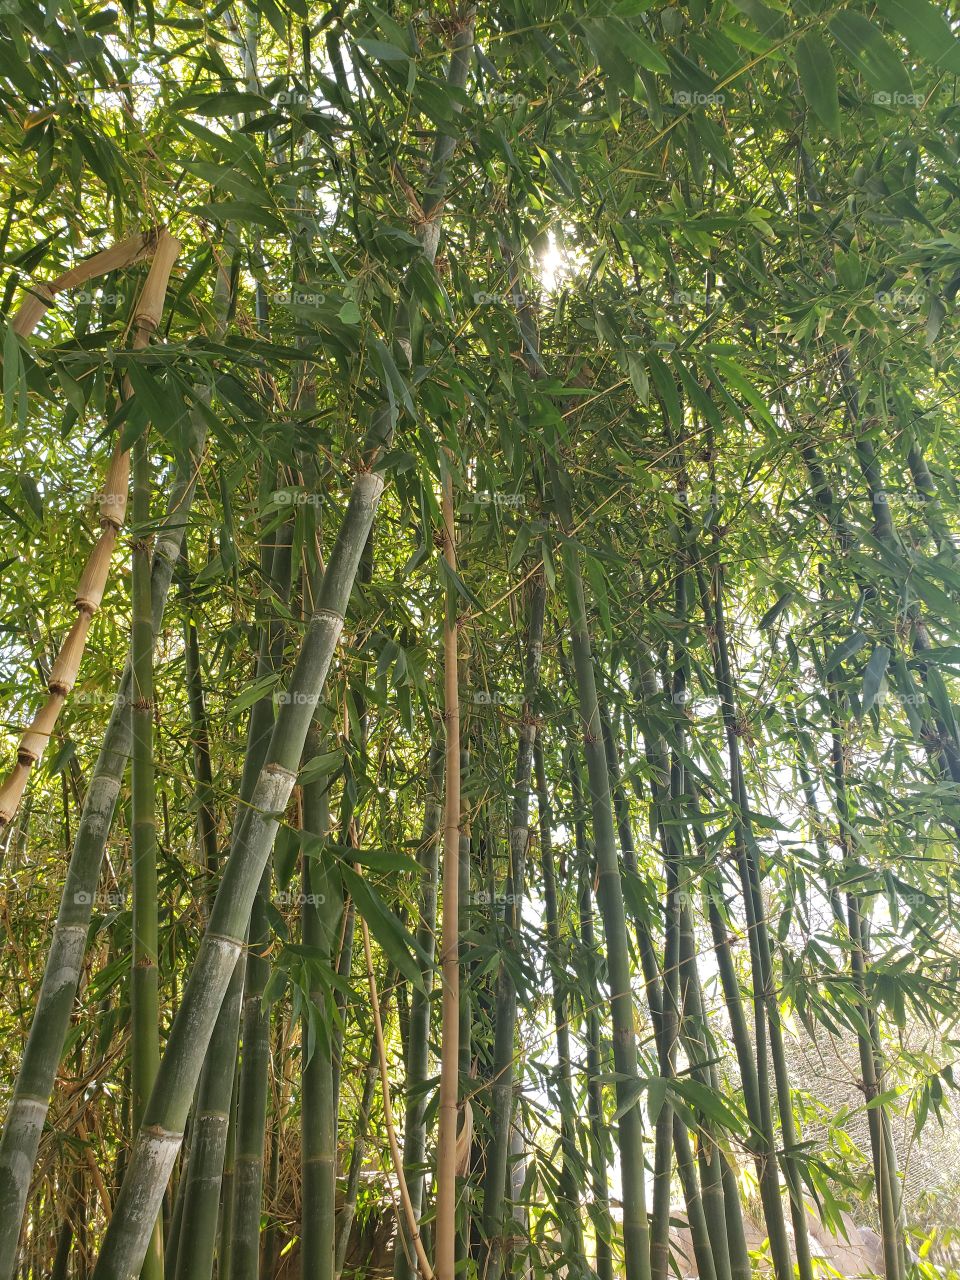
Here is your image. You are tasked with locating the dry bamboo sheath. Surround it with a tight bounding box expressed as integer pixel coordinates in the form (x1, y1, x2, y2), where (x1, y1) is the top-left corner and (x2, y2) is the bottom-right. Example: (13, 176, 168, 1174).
(0, 228, 181, 827)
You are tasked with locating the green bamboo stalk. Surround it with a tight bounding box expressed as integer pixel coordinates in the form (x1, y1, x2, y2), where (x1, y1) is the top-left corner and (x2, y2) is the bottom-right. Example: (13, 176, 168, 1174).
(549, 459, 651, 1280)
(697, 550, 812, 1280)
(481, 574, 546, 1280)
(618, 664, 721, 1280)
(435, 455, 462, 1280)
(393, 737, 444, 1280)
(569, 747, 612, 1280)
(533, 740, 584, 1268)
(172, 469, 291, 1280)
(301, 721, 337, 1280)
(229, 517, 293, 1280)
(334, 1026, 380, 1278)
(176, 547, 218, 905)
(130, 422, 164, 1280)
(826, 678, 905, 1280)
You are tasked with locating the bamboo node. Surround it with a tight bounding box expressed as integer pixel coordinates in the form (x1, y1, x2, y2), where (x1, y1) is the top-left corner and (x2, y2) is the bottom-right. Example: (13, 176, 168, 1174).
(131, 697, 154, 713)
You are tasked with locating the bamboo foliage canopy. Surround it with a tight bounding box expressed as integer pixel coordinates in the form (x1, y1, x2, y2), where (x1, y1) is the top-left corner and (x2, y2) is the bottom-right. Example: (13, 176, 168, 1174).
(1, 2, 960, 1280)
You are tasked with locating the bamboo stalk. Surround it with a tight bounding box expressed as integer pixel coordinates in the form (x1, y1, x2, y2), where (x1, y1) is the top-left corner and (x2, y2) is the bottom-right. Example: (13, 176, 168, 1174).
(569, 745, 613, 1280)
(533, 740, 584, 1263)
(481, 573, 545, 1280)
(12, 229, 160, 338)
(361, 915, 434, 1280)
(130, 378, 164, 1280)
(300, 721, 338, 1280)
(435, 457, 461, 1280)
(0, 229, 181, 828)
(394, 737, 445, 1280)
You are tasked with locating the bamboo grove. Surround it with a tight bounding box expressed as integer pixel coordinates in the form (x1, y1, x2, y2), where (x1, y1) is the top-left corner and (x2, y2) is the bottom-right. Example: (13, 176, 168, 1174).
(2, 0, 960, 1277)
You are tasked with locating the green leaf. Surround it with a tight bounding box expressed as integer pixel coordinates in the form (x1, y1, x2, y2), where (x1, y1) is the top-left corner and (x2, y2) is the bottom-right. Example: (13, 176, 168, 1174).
(873, 0, 960, 74)
(861, 645, 891, 715)
(340, 864, 428, 992)
(795, 33, 841, 135)
(825, 630, 868, 674)
(829, 12, 912, 97)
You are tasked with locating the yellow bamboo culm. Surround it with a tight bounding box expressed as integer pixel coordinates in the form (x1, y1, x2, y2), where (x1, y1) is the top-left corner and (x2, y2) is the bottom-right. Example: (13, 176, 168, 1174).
(99, 447, 130, 531)
(0, 228, 182, 825)
(11, 228, 161, 339)
(75, 526, 119, 613)
(18, 695, 66, 763)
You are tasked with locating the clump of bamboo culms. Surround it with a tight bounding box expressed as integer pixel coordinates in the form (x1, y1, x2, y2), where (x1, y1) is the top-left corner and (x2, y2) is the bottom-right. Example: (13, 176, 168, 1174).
(229, 504, 294, 1280)
(694, 526, 813, 1280)
(825, 672, 906, 1280)
(0, 227, 205, 1280)
(88, 18, 476, 1275)
(0, 229, 181, 828)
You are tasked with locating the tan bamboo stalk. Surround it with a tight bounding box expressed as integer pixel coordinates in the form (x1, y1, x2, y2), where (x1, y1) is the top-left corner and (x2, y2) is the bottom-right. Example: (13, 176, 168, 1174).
(360, 913, 434, 1280)
(435, 457, 461, 1280)
(11, 229, 161, 339)
(0, 229, 181, 827)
